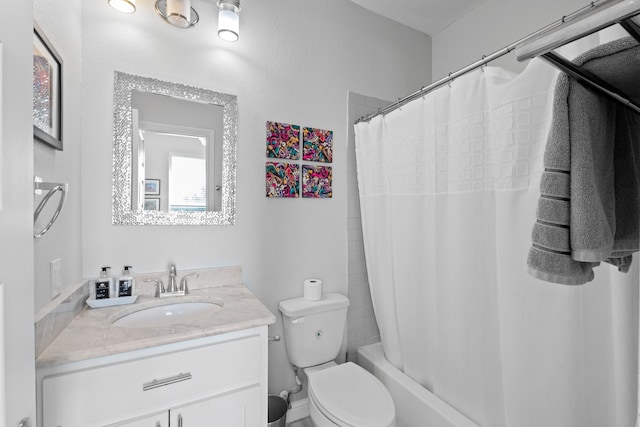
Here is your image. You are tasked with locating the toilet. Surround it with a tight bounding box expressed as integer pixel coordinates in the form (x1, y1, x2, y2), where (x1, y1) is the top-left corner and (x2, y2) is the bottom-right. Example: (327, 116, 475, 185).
(279, 293, 396, 427)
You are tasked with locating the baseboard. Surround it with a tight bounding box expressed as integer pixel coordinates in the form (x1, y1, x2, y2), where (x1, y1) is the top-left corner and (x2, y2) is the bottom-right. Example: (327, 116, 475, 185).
(287, 398, 309, 423)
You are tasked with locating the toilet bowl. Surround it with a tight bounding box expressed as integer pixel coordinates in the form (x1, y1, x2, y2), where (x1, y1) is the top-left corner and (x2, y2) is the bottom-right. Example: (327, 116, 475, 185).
(305, 362, 396, 427)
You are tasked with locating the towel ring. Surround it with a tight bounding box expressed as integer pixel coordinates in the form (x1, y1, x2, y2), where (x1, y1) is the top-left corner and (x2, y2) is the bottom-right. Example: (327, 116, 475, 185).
(34, 179, 68, 239)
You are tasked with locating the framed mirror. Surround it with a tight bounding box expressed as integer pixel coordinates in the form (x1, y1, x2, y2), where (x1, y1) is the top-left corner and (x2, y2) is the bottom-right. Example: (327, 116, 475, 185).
(112, 71, 237, 225)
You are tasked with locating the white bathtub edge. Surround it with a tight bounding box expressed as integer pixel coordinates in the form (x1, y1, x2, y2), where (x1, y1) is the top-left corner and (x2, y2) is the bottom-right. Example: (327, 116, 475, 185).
(357, 342, 479, 427)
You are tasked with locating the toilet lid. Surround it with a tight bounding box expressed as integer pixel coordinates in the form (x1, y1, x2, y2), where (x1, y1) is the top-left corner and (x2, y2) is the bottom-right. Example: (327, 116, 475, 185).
(308, 362, 395, 427)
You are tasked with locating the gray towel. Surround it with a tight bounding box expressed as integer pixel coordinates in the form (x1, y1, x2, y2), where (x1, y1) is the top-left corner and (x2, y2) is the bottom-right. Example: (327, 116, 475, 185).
(528, 37, 640, 285)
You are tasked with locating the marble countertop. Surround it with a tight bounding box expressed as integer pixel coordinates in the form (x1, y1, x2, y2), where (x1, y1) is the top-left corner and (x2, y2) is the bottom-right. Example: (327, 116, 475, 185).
(36, 282, 276, 368)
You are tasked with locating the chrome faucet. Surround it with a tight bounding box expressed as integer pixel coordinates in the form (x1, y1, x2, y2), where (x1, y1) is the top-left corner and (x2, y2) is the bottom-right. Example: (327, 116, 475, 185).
(168, 264, 178, 293)
(145, 264, 193, 298)
(145, 264, 190, 298)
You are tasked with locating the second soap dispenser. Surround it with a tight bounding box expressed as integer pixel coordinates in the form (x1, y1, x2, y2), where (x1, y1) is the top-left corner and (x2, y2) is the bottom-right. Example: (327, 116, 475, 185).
(117, 265, 135, 297)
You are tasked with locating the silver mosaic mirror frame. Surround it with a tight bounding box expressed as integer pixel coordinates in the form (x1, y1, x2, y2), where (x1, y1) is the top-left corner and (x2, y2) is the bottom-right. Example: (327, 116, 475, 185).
(112, 71, 237, 225)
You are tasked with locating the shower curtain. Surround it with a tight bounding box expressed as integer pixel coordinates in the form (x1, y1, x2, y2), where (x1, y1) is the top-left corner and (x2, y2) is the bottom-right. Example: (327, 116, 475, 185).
(354, 57, 638, 427)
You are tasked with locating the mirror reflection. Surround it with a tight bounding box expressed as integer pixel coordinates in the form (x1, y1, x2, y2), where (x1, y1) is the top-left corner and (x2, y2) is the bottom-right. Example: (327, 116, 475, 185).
(112, 71, 237, 225)
(131, 91, 223, 212)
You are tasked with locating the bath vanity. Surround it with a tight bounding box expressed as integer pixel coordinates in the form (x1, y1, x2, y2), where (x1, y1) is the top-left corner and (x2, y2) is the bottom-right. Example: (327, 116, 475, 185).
(39, 328, 264, 427)
(35, 267, 275, 427)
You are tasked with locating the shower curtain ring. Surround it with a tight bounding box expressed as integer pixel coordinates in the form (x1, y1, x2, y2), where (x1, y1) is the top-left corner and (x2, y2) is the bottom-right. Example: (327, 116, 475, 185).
(397, 98, 402, 110)
(481, 55, 487, 71)
(448, 72, 453, 87)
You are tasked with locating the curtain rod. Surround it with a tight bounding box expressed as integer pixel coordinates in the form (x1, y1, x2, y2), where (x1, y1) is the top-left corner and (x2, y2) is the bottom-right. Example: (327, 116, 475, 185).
(355, 0, 635, 124)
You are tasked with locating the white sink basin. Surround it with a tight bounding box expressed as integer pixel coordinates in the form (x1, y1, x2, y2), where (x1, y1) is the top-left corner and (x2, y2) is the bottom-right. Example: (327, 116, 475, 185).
(113, 301, 223, 328)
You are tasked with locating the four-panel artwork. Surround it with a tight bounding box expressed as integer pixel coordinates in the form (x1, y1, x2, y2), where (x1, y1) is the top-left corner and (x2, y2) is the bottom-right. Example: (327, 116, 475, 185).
(265, 121, 333, 198)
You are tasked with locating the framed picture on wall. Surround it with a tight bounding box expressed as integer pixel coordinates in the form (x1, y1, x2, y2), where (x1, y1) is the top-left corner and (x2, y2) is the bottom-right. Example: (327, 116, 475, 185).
(145, 179, 160, 195)
(144, 198, 160, 211)
(33, 23, 63, 151)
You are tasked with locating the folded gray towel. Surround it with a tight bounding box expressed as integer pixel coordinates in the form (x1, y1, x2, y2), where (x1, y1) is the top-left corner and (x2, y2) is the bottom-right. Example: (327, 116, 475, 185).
(528, 37, 640, 285)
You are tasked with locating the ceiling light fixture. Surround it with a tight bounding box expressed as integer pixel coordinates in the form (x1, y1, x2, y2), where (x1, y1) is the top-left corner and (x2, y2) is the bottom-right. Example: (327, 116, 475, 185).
(108, 0, 136, 14)
(155, 0, 200, 28)
(217, 0, 241, 42)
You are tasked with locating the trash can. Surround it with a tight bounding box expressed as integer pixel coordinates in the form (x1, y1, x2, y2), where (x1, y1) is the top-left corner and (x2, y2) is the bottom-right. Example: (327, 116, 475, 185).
(268, 395, 288, 427)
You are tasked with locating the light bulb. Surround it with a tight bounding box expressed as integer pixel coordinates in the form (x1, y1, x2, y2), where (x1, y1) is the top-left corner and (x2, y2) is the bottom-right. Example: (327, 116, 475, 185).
(167, 0, 191, 28)
(108, 0, 136, 13)
(217, 1, 240, 42)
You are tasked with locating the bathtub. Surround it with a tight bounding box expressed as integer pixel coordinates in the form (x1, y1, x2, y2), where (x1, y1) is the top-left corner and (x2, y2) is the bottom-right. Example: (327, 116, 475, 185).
(357, 342, 479, 427)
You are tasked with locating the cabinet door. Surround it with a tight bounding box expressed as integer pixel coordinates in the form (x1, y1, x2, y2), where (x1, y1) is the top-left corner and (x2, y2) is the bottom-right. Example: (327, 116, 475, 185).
(170, 386, 261, 427)
(107, 411, 169, 427)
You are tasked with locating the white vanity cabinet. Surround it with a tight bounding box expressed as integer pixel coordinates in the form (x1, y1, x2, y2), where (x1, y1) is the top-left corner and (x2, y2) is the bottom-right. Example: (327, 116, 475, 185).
(169, 385, 261, 426)
(36, 326, 268, 427)
(110, 412, 168, 427)
(112, 386, 260, 427)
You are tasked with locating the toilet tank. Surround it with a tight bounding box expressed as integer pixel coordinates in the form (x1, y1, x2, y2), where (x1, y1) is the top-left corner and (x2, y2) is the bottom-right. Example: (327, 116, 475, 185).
(279, 293, 350, 368)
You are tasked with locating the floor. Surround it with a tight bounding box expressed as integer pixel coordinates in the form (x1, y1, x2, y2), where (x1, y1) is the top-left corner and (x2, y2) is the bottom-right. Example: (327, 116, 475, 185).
(287, 417, 314, 427)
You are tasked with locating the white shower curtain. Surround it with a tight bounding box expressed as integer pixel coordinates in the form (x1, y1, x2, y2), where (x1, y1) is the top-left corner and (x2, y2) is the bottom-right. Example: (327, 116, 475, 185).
(354, 57, 638, 427)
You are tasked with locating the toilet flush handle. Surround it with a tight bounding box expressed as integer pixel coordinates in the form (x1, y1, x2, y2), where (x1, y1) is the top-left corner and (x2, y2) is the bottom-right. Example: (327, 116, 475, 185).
(291, 316, 306, 324)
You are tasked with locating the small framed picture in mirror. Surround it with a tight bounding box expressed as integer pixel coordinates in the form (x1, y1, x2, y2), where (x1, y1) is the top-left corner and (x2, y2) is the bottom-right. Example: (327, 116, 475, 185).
(33, 24, 63, 150)
(144, 198, 160, 211)
(145, 179, 160, 195)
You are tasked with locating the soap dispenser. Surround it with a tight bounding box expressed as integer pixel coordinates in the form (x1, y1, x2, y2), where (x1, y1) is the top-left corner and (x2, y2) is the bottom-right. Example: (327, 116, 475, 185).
(92, 267, 114, 300)
(117, 265, 135, 298)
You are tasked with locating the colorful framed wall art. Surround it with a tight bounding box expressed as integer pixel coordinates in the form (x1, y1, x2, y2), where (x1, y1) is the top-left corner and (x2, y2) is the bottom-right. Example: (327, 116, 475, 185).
(303, 127, 333, 163)
(266, 121, 300, 160)
(302, 165, 332, 198)
(266, 162, 300, 198)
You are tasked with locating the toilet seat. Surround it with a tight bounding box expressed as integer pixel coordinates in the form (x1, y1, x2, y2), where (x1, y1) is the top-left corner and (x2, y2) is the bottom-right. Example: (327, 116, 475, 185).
(308, 362, 395, 427)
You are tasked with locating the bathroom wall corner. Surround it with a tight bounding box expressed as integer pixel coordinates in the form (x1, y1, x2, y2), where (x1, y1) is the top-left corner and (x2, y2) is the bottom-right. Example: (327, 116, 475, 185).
(346, 92, 387, 361)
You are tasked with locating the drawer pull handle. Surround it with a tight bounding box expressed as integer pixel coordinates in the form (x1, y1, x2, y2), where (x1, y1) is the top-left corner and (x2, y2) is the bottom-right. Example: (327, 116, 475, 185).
(178, 414, 183, 427)
(143, 372, 192, 391)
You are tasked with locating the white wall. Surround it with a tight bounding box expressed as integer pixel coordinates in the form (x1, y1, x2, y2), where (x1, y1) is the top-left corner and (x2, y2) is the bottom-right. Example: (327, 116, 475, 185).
(33, 0, 84, 313)
(79, 0, 431, 396)
(346, 93, 389, 362)
(432, 0, 587, 79)
(0, 0, 37, 424)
